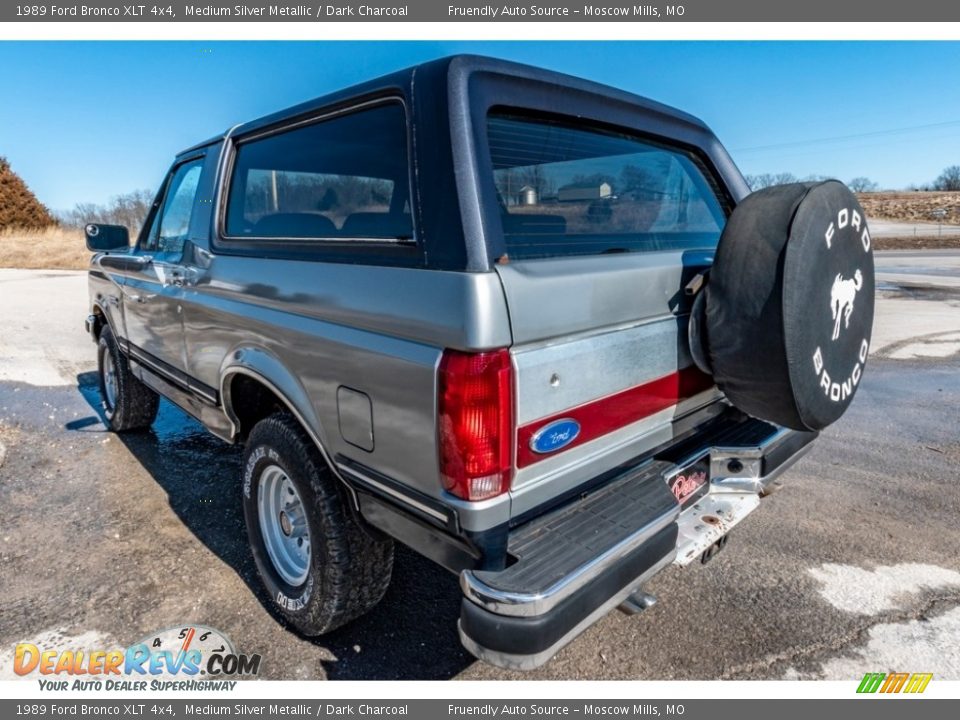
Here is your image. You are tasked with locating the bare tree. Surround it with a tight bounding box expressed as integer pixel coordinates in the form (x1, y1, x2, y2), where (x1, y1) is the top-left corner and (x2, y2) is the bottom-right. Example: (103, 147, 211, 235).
(743, 172, 797, 191)
(58, 189, 155, 235)
(933, 166, 960, 192)
(848, 177, 878, 193)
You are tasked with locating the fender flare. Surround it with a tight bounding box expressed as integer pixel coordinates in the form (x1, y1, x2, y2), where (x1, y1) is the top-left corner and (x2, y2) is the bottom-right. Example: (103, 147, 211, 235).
(89, 302, 107, 335)
(219, 347, 358, 508)
(90, 284, 126, 341)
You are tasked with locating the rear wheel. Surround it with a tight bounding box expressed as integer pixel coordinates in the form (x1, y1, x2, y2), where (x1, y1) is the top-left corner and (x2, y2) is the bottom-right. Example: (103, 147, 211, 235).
(97, 326, 159, 432)
(242, 413, 393, 635)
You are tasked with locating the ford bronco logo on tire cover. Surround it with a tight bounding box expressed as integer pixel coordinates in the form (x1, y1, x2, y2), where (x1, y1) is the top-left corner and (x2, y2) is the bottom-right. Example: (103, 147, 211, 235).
(830, 269, 863, 341)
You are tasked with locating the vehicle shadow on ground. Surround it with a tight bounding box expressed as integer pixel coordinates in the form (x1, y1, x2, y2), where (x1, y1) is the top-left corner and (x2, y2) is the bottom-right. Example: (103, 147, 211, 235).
(75, 371, 472, 680)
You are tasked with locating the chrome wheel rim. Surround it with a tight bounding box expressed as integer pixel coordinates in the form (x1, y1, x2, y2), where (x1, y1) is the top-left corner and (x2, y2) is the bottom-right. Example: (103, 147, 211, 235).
(257, 464, 311, 586)
(102, 351, 118, 410)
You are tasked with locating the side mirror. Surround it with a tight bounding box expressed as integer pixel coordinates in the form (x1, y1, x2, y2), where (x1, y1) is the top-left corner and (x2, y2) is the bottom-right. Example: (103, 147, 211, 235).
(85, 224, 130, 252)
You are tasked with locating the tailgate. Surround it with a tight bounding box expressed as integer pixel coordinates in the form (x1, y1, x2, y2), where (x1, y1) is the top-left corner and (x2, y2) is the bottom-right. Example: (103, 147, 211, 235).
(496, 250, 722, 515)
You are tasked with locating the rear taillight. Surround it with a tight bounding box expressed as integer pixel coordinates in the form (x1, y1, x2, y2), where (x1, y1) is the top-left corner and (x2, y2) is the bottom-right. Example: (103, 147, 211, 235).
(438, 348, 514, 501)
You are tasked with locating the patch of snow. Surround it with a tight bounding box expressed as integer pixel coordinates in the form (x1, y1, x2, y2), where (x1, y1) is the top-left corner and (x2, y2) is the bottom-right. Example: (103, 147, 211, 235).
(809, 563, 960, 615)
(786, 607, 960, 680)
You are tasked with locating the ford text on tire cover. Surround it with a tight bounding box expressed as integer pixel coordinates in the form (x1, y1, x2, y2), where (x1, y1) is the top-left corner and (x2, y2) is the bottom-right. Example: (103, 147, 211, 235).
(82, 56, 874, 670)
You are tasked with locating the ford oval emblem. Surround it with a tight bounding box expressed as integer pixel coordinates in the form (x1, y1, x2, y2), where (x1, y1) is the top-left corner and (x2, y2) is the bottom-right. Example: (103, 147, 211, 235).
(529, 418, 581, 455)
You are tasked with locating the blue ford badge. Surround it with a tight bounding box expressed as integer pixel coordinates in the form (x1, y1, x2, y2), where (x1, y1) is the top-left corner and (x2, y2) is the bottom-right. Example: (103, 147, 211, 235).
(530, 418, 581, 454)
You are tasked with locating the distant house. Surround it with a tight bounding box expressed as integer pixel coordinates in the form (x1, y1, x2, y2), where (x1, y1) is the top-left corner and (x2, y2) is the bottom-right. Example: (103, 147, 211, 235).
(558, 181, 612, 202)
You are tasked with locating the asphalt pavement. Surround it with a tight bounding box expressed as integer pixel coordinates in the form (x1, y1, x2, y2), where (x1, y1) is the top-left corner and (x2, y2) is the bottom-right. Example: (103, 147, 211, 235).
(870, 219, 960, 239)
(0, 255, 957, 681)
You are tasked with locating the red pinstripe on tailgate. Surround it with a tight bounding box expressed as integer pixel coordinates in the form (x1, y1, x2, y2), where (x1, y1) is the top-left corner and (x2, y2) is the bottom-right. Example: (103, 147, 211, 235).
(516, 367, 715, 468)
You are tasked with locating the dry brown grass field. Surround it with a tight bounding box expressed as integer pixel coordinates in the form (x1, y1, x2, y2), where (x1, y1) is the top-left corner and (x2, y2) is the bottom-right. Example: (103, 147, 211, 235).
(0, 227, 90, 270)
(857, 191, 960, 223)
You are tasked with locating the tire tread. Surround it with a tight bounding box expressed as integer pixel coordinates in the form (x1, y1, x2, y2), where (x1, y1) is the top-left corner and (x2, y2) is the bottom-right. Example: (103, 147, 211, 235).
(98, 326, 160, 432)
(245, 413, 393, 635)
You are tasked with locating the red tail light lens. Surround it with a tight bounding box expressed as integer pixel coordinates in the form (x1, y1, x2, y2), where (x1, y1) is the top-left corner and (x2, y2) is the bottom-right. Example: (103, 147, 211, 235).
(438, 348, 514, 501)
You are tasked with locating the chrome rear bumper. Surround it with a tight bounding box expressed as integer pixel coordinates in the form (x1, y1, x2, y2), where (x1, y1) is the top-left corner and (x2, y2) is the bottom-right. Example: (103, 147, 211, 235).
(458, 417, 817, 670)
(674, 428, 816, 566)
(710, 427, 816, 495)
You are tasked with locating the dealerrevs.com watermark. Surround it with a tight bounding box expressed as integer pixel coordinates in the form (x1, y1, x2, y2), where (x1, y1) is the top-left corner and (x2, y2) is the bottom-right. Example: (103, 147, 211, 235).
(12, 625, 260, 691)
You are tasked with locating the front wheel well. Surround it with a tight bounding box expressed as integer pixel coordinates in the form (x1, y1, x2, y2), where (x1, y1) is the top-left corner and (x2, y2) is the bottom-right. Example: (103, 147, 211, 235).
(91, 306, 107, 339)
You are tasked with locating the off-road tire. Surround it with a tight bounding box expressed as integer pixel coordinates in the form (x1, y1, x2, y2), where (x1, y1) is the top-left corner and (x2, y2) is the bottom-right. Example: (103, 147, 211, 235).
(97, 326, 160, 432)
(242, 412, 394, 635)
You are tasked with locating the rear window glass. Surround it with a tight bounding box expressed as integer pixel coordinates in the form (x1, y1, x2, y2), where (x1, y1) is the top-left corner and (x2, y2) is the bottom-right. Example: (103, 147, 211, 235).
(486, 113, 727, 259)
(225, 103, 413, 241)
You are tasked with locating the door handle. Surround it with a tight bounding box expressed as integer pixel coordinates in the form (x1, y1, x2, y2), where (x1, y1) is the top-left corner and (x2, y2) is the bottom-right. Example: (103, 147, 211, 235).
(168, 266, 201, 288)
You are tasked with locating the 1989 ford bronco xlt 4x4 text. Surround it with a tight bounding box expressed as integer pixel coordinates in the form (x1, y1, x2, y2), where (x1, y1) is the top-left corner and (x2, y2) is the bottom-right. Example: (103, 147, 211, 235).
(84, 56, 874, 670)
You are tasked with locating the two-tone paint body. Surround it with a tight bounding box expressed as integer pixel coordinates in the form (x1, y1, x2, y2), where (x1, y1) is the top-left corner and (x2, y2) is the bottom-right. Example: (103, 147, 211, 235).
(87, 56, 754, 572)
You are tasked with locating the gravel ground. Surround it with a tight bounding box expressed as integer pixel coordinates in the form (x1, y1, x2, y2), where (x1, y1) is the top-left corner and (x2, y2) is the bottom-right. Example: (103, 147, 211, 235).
(0, 260, 957, 681)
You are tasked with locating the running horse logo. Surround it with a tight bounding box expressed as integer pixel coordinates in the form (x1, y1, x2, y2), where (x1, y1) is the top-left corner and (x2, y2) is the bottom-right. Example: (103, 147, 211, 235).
(830, 269, 863, 341)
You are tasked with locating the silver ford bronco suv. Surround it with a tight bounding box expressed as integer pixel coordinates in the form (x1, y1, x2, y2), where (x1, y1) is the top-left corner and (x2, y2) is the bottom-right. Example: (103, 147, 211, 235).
(84, 56, 875, 670)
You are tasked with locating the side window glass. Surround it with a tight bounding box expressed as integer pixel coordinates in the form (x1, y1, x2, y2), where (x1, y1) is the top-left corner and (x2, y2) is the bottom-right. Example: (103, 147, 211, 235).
(225, 103, 413, 242)
(142, 159, 204, 256)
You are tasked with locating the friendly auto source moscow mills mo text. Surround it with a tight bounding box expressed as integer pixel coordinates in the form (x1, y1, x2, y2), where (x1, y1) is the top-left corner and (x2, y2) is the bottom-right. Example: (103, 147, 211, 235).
(448, 5, 668, 17)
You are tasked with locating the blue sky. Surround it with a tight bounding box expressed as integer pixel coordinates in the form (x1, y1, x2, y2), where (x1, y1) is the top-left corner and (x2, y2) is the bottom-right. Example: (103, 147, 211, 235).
(2, 41, 959, 210)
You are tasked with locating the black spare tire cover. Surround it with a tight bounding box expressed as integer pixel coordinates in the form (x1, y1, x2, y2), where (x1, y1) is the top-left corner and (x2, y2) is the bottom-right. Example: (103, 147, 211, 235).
(703, 180, 874, 431)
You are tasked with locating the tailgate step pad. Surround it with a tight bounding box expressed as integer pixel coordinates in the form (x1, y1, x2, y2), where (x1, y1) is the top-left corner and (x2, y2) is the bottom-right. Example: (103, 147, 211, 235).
(465, 459, 679, 613)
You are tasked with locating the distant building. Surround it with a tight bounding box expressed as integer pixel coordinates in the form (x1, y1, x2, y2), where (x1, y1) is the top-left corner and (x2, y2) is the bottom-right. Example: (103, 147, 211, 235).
(558, 181, 612, 202)
(518, 185, 539, 206)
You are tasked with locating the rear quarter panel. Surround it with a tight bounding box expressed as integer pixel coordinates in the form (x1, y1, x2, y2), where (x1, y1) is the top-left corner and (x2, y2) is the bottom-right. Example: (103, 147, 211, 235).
(181, 257, 511, 501)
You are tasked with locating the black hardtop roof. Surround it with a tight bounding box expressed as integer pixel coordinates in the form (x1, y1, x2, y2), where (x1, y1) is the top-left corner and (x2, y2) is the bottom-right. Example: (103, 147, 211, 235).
(177, 54, 708, 157)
